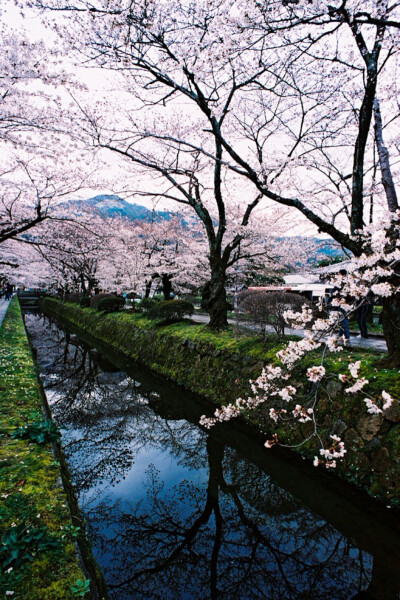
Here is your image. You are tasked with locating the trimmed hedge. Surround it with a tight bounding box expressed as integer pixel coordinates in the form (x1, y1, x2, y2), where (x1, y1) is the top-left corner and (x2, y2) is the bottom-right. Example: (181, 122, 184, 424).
(147, 299, 194, 322)
(79, 297, 91, 308)
(64, 293, 81, 304)
(139, 297, 161, 311)
(97, 296, 125, 313)
(90, 293, 117, 309)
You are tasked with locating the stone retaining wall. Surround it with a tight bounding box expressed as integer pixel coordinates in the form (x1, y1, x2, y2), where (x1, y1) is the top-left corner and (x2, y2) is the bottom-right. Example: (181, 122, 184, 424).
(41, 298, 400, 504)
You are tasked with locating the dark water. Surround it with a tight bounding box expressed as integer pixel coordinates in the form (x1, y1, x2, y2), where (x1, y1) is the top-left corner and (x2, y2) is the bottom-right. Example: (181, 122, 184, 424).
(24, 312, 400, 600)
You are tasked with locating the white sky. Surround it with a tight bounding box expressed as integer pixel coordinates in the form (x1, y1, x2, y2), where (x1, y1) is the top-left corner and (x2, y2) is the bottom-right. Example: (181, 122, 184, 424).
(0, 0, 322, 237)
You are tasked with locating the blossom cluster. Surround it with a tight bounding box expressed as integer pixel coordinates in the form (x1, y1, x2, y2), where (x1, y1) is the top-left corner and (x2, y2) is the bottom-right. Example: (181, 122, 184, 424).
(314, 435, 347, 469)
(200, 218, 399, 470)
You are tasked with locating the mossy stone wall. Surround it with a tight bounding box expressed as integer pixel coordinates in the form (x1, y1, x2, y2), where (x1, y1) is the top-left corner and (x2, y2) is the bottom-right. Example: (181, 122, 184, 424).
(41, 298, 400, 504)
(41, 299, 266, 403)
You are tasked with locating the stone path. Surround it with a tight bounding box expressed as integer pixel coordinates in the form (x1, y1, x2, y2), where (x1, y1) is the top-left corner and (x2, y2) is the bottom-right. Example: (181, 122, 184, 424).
(192, 312, 387, 353)
(0, 298, 10, 329)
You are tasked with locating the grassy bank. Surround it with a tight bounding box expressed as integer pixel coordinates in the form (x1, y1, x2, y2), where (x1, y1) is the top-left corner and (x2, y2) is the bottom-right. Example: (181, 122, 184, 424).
(41, 298, 400, 504)
(0, 299, 95, 599)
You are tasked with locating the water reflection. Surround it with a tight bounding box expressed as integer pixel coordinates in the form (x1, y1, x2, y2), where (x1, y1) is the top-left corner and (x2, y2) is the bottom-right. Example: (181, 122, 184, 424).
(24, 313, 400, 600)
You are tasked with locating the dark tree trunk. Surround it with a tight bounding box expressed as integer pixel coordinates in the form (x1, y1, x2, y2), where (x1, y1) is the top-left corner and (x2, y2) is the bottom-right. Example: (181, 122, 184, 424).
(202, 261, 229, 329)
(351, 66, 377, 233)
(161, 273, 173, 300)
(144, 279, 152, 298)
(201, 280, 211, 311)
(382, 293, 400, 367)
(373, 97, 399, 213)
(80, 273, 87, 294)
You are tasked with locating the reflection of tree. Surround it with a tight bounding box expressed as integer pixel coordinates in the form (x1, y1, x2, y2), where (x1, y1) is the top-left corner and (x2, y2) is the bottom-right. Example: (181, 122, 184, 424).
(25, 313, 207, 493)
(87, 435, 371, 600)
(24, 313, 400, 600)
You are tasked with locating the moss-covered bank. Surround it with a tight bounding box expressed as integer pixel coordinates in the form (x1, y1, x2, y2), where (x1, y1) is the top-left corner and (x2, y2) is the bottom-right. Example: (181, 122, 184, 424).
(0, 298, 107, 599)
(41, 298, 400, 504)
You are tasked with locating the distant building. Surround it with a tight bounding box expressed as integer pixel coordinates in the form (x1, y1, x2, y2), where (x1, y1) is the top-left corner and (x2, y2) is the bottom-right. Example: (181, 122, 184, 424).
(248, 269, 341, 302)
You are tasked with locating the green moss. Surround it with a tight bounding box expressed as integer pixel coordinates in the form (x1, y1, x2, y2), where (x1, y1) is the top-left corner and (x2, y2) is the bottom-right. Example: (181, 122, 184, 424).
(0, 299, 85, 599)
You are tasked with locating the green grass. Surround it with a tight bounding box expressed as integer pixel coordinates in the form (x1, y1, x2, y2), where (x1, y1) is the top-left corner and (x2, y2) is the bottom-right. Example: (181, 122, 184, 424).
(0, 299, 86, 599)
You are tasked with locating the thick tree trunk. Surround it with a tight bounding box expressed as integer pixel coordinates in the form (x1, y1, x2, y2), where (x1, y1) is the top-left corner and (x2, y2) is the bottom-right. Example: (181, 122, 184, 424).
(202, 262, 229, 329)
(351, 66, 378, 233)
(144, 279, 152, 298)
(382, 293, 400, 367)
(161, 273, 173, 300)
(373, 97, 399, 213)
(80, 273, 87, 294)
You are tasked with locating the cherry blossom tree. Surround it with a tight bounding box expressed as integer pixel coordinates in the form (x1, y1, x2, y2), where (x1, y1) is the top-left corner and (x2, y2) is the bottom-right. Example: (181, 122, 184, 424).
(17, 0, 399, 479)
(201, 211, 400, 468)
(0, 19, 103, 260)
(22, 0, 399, 345)
(29, 210, 120, 295)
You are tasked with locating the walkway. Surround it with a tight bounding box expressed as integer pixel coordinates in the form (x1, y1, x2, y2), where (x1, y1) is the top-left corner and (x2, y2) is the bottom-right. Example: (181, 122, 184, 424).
(0, 298, 10, 329)
(192, 312, 387, 353)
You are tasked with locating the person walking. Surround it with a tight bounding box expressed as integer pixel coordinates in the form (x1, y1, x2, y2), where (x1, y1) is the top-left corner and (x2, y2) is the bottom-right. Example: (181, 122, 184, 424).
(355, 294, 372, 339)
(5, 283, 12, 301)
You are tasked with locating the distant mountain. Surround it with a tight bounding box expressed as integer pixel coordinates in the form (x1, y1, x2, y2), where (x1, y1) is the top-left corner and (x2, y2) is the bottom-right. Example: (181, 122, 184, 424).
(69, 196, 347, 263)
(313, 238, 346, 258)
(69, 194, 171, 222)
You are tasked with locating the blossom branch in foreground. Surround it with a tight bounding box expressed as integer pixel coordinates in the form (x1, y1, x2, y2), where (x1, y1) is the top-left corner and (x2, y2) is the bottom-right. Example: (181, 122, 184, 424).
(200, 218, 399, 468)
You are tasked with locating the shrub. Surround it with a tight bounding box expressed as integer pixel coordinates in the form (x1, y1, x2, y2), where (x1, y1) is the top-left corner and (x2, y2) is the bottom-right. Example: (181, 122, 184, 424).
(96, 296, 125, 313)
(90, 293, 117, 309)
(236, 290, 308, 340)
(147, 299, 194, 322)
(139, 297, 160, 311)
(65, 293, 81, 304)
(79, 296, 91, 308)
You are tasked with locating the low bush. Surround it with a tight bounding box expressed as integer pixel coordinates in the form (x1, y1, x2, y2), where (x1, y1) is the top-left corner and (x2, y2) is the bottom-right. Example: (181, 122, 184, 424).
(139, 297, 160, 311)
(90, 293, 117, 309)
(147, 299, 194, 322)
(64, 293, 81, 304)
(97, 295, 125, 313)
(11, 416, 62, 444)
(79, 296, 91, 308)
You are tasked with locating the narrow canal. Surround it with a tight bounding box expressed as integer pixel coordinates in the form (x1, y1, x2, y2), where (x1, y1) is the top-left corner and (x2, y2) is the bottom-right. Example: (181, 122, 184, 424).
(24, 312, 400, 600)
